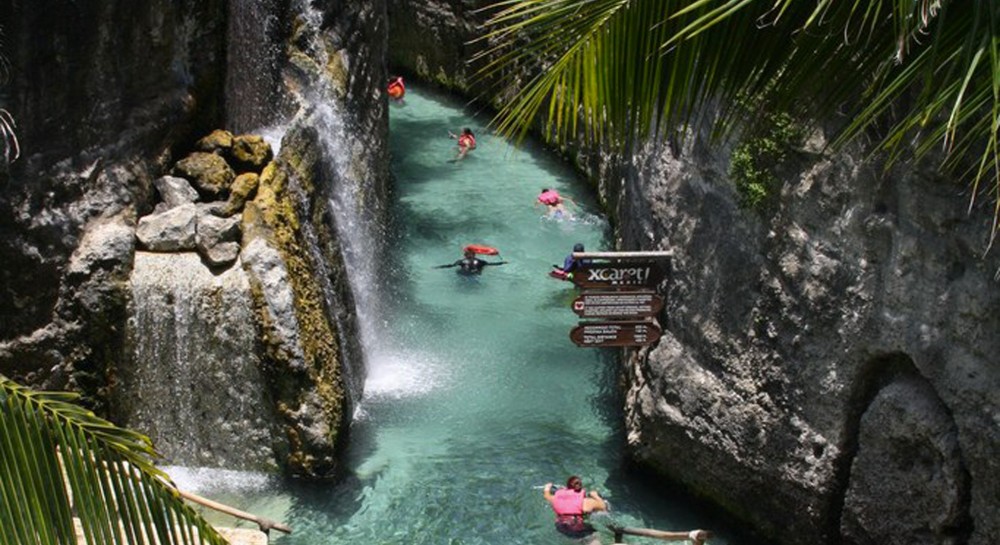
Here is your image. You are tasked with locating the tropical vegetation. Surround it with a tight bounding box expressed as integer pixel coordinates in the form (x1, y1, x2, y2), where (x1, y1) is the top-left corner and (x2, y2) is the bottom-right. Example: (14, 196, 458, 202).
(0, 374, 227, 545)
(478, 1, 1000, 241)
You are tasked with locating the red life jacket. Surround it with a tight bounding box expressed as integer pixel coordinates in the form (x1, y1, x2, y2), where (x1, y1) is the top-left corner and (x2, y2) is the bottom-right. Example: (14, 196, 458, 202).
(551, 488, 585, 517)
(388, 79, 405, 99)
(458, 134, 476, 149)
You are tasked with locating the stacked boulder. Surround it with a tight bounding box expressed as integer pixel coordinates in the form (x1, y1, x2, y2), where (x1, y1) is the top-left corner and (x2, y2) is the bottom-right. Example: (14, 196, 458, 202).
(135, 130, 274, 268)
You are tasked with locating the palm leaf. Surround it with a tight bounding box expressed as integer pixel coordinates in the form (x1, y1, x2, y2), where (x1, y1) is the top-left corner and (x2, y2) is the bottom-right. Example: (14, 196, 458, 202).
(477, 0, 1000, 240)
(0, 375, 229, 545)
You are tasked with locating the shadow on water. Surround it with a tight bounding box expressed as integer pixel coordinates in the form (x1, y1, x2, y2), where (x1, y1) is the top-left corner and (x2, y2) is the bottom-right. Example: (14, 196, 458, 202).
(536, 283, 579, 311)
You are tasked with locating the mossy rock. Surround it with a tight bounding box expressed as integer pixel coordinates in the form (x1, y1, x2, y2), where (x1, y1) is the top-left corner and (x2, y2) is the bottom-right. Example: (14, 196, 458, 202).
(173, 151, 235, 200)
(231, 135, 274, 174)
(195, 129, 234, 154)
(220, 171, 261, 217)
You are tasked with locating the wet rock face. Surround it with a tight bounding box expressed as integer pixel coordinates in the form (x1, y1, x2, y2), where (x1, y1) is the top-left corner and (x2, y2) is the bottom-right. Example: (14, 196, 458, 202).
(0, 0, 228, 391)
(386, 0, 486, 91)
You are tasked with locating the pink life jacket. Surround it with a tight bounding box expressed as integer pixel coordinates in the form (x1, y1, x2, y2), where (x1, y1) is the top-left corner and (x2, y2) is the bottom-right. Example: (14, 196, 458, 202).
(459, 134, 476, 149)
(538, 190, 561, 205)
(551, 488, 585, 517)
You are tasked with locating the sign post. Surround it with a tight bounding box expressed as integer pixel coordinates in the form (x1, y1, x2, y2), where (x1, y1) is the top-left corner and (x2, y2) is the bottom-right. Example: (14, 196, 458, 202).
(569, 261, 668, 290)
(569, 320, 663, 348)
(572, 291, 664, 319)
(565, 251, 671, 349)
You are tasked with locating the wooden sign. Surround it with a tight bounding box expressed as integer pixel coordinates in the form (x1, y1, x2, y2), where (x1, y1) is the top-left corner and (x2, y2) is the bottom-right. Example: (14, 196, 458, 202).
(569, 320, 662, 347)
(572, 291, 664, 319)
(570, 261, 668, 289)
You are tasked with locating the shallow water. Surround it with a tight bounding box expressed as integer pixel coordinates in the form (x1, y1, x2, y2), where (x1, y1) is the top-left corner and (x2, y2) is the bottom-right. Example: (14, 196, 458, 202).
(177, 85, 749, 544)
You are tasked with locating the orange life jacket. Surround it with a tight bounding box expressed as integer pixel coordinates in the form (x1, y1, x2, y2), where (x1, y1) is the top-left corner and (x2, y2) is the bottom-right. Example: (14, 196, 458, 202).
(388, 79, 405, 99)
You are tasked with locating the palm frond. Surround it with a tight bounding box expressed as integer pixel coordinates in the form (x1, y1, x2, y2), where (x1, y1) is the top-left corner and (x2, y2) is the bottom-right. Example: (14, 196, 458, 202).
(1, 109, 19, 164)
(0, 375, 229, 545)
(477, 0, 1000, 240)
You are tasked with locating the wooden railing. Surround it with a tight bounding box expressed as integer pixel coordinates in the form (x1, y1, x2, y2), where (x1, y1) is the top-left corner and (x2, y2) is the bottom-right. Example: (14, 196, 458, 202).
(608, 525, 713, 545)
(178, 487, 292, 536)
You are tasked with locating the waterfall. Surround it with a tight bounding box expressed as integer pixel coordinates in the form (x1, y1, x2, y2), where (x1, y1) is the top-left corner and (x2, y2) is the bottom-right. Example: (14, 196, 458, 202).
(292, 1, 387, 399)
(225, 0, 285, 133)
(120, 253, 280, 470)
(317, 103, 384, 355)
(120, 0, 384, 472)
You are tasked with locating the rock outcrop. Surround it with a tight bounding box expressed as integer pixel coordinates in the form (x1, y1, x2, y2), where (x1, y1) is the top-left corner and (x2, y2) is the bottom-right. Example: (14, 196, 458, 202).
(0, 0, 390, 478)
(0, 0, 228, 407)
(137, 129, 271, 269)
(611, 130, 999, 545)
(385, 3, 1000, 544)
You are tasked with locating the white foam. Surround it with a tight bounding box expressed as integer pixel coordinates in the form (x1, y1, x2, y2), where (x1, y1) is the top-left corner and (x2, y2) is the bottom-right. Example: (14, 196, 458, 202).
(361, 349, 448, 401)
(256, 123, 287, 155)
(162, 466, 273, 494)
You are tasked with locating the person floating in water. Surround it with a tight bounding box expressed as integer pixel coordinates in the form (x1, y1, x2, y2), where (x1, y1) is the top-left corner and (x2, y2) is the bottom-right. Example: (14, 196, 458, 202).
(551, 242, 590, 280)
(536, 187, 576, 218)
(448, 128, 476, 161)
(435, 248, 507, 275)
(387, 75, 405, 103)
(543, 476, 607, 543)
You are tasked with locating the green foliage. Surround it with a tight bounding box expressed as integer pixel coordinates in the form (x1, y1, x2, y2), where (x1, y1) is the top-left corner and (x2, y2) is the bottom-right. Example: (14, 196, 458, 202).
(729, 112, 801, 211)
(0, 375, 228, 545)
(477, 1, 1000, 244)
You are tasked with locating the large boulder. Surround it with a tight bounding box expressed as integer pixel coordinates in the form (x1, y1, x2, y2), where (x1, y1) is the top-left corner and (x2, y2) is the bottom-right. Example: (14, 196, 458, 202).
(173, 152, 236, 199)
(153, 175, 200, 208)
(230, 135, 273, 173)
(220, 172, 260, 217)
(195, 129, 234, 154)
(840, 376, 968, 544)
(135, 203, 198, 251)
(196, 210, 241, 268)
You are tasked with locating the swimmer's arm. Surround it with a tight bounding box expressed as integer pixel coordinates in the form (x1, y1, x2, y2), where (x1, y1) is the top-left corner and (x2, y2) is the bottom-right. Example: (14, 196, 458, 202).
(434, 261, 459, 269)
(583, 491, 607, 512)
(543, 483, 555, 501)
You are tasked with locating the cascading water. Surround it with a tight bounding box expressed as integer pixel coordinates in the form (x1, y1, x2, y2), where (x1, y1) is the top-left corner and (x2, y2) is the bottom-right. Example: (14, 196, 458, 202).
(121, 253, 280, 470)
(289, 0, 388, 399)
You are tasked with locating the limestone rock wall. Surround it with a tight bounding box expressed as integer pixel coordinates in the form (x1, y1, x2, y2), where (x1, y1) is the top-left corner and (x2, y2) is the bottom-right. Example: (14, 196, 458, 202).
(616, 133, 999, 545)
(386, 3, 1000, 544)
(0, 0, 390, 479)
(0, 0, 228, 403)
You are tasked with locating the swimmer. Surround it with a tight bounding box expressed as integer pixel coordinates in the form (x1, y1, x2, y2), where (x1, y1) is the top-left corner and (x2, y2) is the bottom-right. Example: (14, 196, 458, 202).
(434, 248, 507, 275)
(388, 75, 405, 103)
(551, 242, 591, 280)
(543, 476, 607, 544)
(536, 187, 577, 218)
(448, 128, 477, 161)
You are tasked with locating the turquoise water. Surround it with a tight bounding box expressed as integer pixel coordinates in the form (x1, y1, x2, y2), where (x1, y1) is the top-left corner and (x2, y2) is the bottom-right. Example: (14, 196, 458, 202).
(179, 86, 747, 544)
